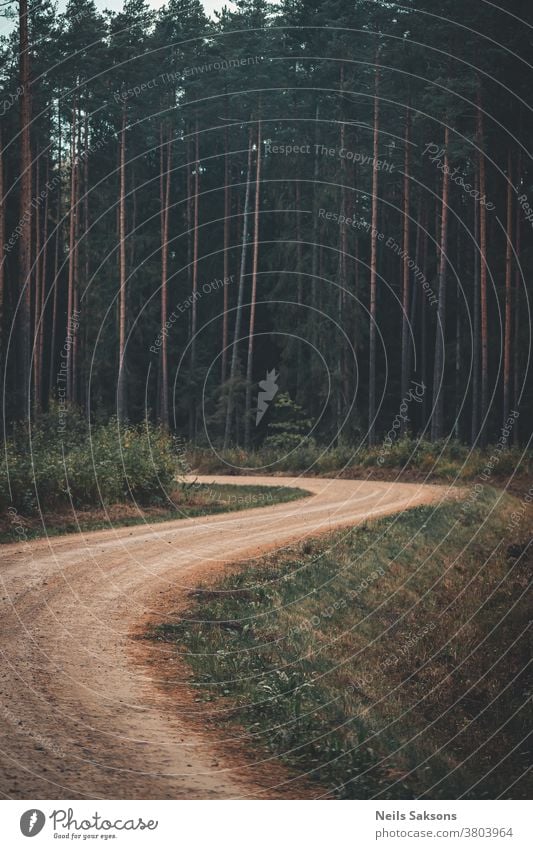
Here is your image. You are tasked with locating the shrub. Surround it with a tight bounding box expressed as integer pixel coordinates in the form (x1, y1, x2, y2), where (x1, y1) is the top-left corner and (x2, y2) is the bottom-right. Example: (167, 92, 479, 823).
(0, 410, 185, 514)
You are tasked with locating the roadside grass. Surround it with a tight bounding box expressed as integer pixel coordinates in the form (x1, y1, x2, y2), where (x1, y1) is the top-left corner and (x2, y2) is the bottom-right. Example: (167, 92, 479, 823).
(188, 438, 532, 485)
(153, 488, 532, 799)
(0, 483, 309, 543)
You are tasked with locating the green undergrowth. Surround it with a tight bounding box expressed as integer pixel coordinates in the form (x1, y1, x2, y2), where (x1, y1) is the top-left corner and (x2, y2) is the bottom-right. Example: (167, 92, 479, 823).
(189, 438, 532, 482)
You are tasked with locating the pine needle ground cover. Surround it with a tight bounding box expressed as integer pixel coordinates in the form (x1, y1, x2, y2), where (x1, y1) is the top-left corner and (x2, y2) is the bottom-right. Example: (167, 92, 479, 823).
(154, 490, 531, 799)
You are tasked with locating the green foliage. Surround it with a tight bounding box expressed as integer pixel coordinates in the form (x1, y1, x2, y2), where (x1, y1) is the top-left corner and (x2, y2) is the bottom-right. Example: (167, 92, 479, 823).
(1, 0, 531, 443)
(0, 407, 185, 514)
(263, 392, 314, 452)
(189, 438, 533, 480)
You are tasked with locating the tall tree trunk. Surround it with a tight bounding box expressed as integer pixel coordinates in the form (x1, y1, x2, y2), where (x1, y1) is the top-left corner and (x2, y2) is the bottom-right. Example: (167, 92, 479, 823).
(19, 0, 32, 416)
(189, 118, 200, 440)
(72, 117, 81, 406)
(421, 209, 429, 428)
(354, 140, 360, 304)
(80, 111, 89, 409)
(222, 103, 230, 384)
(244, 120, 262, 450)
(33, 157, 41, 409)
(186, 129, 193, 318)
(35, 154, 49, 411)
(224, 133, 253, 449)
(471, 171, 481, 443)
(512, 154, 522, 445)
(400, 104, 411, 417)
(338, 71, 348, 440)
(503, 149, 513, 427)
(407, 193, 422, 393)
(368, 54, 380, 445)
(477, 90, 489, 445)
(158, 127, 164, 421)
(454, 223, 462, 439)
(310, 101, 320, 312)
(295, 180, 304, 401)
(431, 124, 450, 441)
(38, 166, 48, 411)
(296, 180, 303, 305)
(0, 126, 4, 376)
(66, 99, 77, 402)
(159, 123, 171, 428)
(72, 274, 79, 406)
(117, 106, 127, 422)
(49, 102, 61, 396)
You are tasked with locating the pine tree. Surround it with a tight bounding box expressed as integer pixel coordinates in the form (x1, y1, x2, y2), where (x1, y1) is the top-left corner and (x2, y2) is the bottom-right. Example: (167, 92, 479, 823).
(18, 0, 32, 416)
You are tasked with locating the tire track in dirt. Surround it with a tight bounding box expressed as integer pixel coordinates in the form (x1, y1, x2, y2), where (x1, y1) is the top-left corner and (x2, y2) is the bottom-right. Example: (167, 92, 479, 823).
(0, 476, 452, 799)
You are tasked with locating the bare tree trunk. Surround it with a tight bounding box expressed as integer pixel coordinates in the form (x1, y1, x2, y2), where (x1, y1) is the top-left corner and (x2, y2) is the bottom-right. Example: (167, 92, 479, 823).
(471, 171, 480, 443)
(400, 104, 411, 418)
(513, 154, 522, 445)
(33, 157, 41, 409)
(295, 180, 303, 305)
(117, 106, 127, 422)
(431, 124, 450, 441)
(477, 90, 489, 445)
(354, 140, 360, 304)
(186, 129, 193, 306)
(368, 54, 380, 445)
(80, 111, 89, 409)
(36, 155, 49, 410)
(158, 128, 164, 421)
(503, 149, 513, 427)
(189, 119, 200, 441)
(0, 126, 4, 372)
(421, 209, 429, 427)
(49, 103, 61, 396)
(338, 72, 348, 440)
(66, 98, 77, 402)
(310, 101, 320, 313)
(224, 133, 253, 449)
(454, 224, 462, 439)
(244, 120, 262, 450)
(407, 193, 422, 390)
(38, 183, 48, 410)
(295, 180, 304, 400)
(72, 269, 79, 405)
(72, 115, 81, 405)
(19, 0, 32, 416)
(159, 123, 171, 428)
(222, 104, 230, 384)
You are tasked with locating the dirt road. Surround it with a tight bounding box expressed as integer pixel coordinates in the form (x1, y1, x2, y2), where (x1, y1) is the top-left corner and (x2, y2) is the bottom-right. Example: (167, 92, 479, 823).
(0, 475, 450, 799)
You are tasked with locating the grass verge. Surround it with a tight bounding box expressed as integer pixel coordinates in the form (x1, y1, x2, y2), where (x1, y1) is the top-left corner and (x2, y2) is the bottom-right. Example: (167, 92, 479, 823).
(0, 482, 310, 543)
(152, 488, 531, 799)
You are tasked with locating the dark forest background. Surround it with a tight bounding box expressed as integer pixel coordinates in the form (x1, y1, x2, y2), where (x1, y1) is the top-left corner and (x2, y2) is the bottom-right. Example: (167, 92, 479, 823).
(1, 0, 532, 452)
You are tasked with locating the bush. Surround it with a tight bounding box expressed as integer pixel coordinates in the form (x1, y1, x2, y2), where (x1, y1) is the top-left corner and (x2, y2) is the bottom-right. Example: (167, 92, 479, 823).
(0, 409, 185, 514)
(188, 437, 532, 481)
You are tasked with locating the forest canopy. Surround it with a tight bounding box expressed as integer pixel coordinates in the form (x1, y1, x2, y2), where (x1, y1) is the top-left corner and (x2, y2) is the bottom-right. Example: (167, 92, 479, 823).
(0, 0, 531, 453)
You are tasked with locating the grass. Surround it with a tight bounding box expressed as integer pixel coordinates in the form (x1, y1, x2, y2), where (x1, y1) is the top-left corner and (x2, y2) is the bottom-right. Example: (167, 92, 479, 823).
(0, 482, 310, 543)
(188, 437, 532, 485)
(152, 488, 532, 799)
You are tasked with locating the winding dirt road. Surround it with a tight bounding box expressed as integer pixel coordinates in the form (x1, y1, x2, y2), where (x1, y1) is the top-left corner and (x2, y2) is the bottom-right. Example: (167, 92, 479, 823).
(0, 475, 450, 799)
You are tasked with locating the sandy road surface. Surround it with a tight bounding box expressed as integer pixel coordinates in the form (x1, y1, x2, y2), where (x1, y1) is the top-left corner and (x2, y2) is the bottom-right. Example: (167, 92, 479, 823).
(0, 476, 450, 799)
